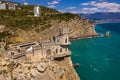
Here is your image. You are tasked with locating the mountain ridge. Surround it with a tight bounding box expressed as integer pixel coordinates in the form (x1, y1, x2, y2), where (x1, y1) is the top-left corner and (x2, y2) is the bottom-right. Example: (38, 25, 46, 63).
(79, 12, 120, 22)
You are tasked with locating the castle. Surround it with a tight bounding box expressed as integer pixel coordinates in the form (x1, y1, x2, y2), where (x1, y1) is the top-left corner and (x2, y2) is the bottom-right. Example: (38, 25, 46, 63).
(7, 27, 71, 61)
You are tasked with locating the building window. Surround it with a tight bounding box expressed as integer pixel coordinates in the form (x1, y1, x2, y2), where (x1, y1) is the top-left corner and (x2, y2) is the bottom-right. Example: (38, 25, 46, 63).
(46, 49, 51, 55)
(11, 52, 14, 56)
(57, 39, 60, 43)
(60, 48, 62, 53)
(65, 38, 67, 43)
(56, 49, 58, 53)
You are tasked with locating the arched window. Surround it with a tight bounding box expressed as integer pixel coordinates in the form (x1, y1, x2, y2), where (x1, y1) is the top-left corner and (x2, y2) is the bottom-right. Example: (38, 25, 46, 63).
(46, 49, 51, 55)
(65, 38, 67, 43)
(60, 48, 62, 53)
(56, 49, 58, 53)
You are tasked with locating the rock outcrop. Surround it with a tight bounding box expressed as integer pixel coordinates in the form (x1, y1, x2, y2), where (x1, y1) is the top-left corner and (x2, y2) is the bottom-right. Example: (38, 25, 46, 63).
(0, 57, 80, 80)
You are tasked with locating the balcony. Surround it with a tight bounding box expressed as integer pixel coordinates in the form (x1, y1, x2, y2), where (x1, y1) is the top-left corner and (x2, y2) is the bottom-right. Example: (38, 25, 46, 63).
(51, 51, 71, 59)
(60, 42, 71, 46)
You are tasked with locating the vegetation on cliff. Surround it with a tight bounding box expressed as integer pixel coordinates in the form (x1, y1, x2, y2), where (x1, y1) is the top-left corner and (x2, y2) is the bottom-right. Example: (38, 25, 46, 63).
(0, 5, 96, 45)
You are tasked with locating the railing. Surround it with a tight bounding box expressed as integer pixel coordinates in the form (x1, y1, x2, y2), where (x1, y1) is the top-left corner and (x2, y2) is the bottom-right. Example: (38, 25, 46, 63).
(19, 42, 35, 47)
(13, 53, 26, 59)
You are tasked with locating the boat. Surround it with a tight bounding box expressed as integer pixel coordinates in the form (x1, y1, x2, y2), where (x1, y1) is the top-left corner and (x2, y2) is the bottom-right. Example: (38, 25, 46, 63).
(73, 63, 79, 67)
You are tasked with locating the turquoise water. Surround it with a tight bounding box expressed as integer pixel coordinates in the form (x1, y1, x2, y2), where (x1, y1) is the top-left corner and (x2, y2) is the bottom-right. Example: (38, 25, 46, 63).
(69, 23, 120, 80)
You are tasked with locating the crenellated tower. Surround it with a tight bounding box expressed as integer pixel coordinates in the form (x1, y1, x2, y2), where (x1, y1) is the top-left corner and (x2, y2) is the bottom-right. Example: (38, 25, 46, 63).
(59, 27, 71, 46)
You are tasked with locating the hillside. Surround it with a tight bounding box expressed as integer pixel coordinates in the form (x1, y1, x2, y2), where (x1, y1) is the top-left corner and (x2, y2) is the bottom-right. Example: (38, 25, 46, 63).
(0, 5, 97, 47)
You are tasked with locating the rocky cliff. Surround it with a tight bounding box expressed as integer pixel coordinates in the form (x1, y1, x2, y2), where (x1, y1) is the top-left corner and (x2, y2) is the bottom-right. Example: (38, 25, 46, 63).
(0, 57, 80, 80)
(10, 17, 97, 43)
(0, 5, 98, 43)
(0, 5, 98, 80)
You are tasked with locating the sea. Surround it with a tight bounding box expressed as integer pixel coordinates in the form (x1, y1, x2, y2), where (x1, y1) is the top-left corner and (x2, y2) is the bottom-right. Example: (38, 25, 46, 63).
(69, 23, 120, 80)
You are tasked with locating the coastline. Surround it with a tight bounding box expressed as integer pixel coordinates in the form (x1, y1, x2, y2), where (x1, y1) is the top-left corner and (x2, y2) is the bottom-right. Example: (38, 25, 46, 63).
(70, 34, 102, 40)
(94, 21, 120, 25)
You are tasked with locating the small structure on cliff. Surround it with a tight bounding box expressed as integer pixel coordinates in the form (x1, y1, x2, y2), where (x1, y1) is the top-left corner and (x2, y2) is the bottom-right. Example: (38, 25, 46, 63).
(7, 27, 71, 61)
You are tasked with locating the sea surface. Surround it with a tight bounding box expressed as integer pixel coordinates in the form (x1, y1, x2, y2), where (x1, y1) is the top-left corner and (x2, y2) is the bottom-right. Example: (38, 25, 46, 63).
(69, 23, 120, 80)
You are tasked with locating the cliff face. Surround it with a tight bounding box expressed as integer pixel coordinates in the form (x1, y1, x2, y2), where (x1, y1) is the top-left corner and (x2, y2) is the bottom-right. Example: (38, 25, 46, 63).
(0, 16, 96, 80)
(0, 5, 98, 43)
(12, 17, 97, 42)
(0, 5, 98, 80)
(0, 57, 80, 80)
(49, 17, 97, 39)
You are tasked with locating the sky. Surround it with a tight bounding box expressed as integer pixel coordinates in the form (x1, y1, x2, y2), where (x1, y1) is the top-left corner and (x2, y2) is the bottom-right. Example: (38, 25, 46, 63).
(10, 0, 120, 13)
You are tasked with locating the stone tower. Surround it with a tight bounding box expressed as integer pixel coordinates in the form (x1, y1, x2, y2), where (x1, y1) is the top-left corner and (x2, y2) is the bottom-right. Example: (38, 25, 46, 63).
(59, 27, 71, 46)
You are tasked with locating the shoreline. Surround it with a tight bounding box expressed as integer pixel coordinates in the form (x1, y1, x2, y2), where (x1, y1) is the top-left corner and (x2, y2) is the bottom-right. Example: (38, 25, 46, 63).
(70, 34, 103, 41)
(94, 22, 120, 25)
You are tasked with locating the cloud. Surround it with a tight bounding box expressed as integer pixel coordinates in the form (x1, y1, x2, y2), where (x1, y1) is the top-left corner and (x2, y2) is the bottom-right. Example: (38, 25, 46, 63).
(81, 3, 89, 6)
(81, 1, 96, 6)
(66, 6, 76, 10)
(70, 11, 79, 14)
(93, 2, 120, 8)
(21, 0, 26, 2)
(83, 8, 98, 11)
(82, 8, 99, 13)
(48, 5, 56, 8)
(90, 1, 96, 5)
(47, 0, 61, 9)
(48, 0, 60, 5)
(81, 1, 120, 12)
(58, 10, 65, 13)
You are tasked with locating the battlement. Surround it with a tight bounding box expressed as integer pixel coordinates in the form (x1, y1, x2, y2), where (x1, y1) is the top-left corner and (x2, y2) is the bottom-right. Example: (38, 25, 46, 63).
(59, 27, 69, 36)
(52, 27, 71, 46)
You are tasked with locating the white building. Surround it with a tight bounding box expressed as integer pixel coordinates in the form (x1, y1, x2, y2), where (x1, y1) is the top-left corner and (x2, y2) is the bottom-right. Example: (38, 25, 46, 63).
(23, 2, 28, 5)
(8, 3, 16, 10)
(34, 6, 41, 17)
(0, 1, 20, 10)
(0, 4, 6, 9)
